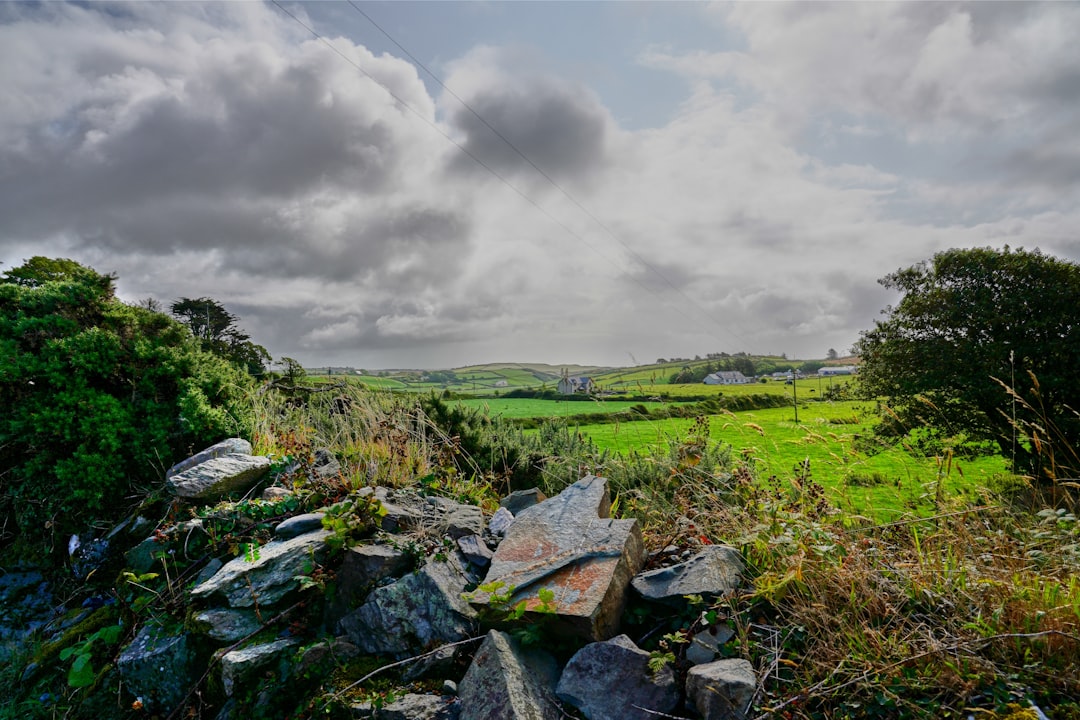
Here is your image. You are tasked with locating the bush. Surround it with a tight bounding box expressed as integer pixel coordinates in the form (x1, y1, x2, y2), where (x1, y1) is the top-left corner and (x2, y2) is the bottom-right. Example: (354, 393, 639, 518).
(0, 258, 255, 552)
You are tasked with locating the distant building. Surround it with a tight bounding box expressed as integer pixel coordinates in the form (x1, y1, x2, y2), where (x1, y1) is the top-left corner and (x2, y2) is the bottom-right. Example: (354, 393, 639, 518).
(558, 371, 595, 395)
(819, 366, 858, 377)
(494, 380, 509, 387)
(703, 371, 750, 385)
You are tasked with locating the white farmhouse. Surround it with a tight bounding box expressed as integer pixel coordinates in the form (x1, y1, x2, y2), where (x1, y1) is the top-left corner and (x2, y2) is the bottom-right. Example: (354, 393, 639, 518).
(703, 371, 750, 385)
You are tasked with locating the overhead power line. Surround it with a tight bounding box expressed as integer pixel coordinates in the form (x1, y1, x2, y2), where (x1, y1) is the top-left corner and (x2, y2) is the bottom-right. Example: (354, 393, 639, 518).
(271, 0, 747, 349)
(344, 1, 751, 349)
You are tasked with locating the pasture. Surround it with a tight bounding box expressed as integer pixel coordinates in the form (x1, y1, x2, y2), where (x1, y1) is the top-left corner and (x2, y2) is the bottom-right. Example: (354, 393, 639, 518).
(571, 401, 1009, 519)
(454, 397, 686, 419)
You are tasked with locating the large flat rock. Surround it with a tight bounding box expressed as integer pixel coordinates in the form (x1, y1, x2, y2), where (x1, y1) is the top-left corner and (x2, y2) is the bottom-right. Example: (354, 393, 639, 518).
(166, 453, 270, 501)
(476, 475, 644, 640)
(190, 530, 331, 608)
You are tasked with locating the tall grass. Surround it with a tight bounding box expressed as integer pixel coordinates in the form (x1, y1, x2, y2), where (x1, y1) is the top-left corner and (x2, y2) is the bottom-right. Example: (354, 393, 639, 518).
(245, 383, 1080, 718)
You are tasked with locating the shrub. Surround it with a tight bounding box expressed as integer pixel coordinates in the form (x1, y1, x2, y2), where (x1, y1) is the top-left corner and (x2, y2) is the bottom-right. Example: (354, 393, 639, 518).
(0, 258, 255, 552)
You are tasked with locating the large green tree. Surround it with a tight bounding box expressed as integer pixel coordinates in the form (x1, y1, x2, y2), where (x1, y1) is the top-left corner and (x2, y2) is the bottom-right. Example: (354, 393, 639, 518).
(0, 258, 255, 549)
(855, 246, 1080, 479)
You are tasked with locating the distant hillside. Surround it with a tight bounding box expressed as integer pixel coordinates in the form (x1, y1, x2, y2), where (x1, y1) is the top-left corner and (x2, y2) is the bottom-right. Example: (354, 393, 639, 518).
(307, 356, 837, 394)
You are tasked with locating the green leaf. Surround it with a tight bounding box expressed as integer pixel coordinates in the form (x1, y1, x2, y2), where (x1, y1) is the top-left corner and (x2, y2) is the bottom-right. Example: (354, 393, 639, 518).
(68, 653, 95, 687)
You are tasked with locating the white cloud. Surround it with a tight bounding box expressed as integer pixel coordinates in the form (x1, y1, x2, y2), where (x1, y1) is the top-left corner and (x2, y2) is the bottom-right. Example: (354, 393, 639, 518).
(1, 2, 1078, 367)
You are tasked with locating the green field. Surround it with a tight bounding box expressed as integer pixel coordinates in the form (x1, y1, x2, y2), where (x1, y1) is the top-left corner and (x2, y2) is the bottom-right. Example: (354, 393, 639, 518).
(569, 401, 1008, 519)
(455, 397, 686, 419)
(602, 376, 855, 398)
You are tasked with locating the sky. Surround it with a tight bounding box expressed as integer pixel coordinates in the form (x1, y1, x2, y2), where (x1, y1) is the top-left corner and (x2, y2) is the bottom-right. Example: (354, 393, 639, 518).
(2, 1, 1079, 370)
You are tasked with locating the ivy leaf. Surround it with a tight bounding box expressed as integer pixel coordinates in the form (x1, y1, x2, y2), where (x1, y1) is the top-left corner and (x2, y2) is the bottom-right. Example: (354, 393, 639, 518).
(68, 653, 95, 687)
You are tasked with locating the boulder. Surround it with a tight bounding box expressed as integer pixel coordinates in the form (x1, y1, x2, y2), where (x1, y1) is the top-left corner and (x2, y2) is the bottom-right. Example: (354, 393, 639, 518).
(117, 624, 196, 714)
(220, 638, 300, 696)
(191, 530, 331, 608)
(685, 658, 757, 720)
(476, 475, 644, 640)
(555, 634, 679, 720)
(167, 453, 271, 501)
(166, 438, 253, 479)
(340, 550, 479, 657)
(458, 630, 561, 720)
(631, 545, 744, 603)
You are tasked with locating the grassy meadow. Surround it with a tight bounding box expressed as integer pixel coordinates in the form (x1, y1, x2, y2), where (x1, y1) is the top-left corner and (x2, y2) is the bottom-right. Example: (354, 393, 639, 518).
(571, 401, 1010, 520)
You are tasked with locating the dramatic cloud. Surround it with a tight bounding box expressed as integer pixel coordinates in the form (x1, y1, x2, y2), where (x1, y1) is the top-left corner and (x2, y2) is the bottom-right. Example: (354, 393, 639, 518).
(2, 2, 1078, 367)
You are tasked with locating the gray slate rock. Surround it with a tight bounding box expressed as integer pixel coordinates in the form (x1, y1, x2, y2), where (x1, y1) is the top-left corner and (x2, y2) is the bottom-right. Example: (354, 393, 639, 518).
(685, 658, 757, 720)
(166, 438, 253, 479)
(193, 608, 262, 643)
(456, 534, 493, 568)
(458, 630, 561, 720)
(354, 693, 458, 720)
(117, 624, 195, 714)
(327, 544, 413, 630)
(478, 475, 644, 640)
(167, 453, 271, 501)
(686, 623, 736, 665)
(556, 634, 679, 720)
(220, 638, 300, 696)
(340, 550, 478, 657)
(274, 512, 326, 539)
(296, 638, 361, 680)
(500, 488, 547, 515)
(631, 545, 744, 603)
(488, 507, 514, 536)
(191, 530, 331, 608)
(261, 486, 294, 501)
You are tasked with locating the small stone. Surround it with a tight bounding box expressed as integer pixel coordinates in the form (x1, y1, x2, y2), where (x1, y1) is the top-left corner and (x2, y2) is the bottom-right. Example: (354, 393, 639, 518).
(685, 658, 756, 720)
(192, 608, 262, 643)
(458, 630, 560, 720)
(457, 535, 493, 568)
(274, 512, 325, 539)
(220, 638, 300, 696)
(261, 486, 294, 501)
(500, 488, 547, 515)
(488, 507, 514, 536)
(167, 454, 271, 501)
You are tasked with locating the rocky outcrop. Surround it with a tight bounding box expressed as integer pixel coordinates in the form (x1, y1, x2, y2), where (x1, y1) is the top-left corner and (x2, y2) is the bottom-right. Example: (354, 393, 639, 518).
(220, 638, 301, 696)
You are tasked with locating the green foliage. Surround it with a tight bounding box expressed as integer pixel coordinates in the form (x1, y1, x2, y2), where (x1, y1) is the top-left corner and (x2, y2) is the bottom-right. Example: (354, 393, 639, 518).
(170, 296, 270, 375)
(856, 246, 1080, 481)
(58, 623, 123, 688)
(0, 257, 256, 548)
(321, 493, 387, 552)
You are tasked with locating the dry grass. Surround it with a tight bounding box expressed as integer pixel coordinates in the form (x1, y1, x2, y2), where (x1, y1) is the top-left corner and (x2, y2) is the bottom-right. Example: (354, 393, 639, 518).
(246, 383, 1080, 718)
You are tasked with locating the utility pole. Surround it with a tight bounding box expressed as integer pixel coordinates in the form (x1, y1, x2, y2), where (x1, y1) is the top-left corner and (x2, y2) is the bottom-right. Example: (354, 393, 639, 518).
(792, 372, 799, 423)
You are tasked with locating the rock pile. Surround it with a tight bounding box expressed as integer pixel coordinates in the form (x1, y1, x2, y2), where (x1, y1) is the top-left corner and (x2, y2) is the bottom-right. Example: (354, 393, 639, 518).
(12, 440, 756, 719)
